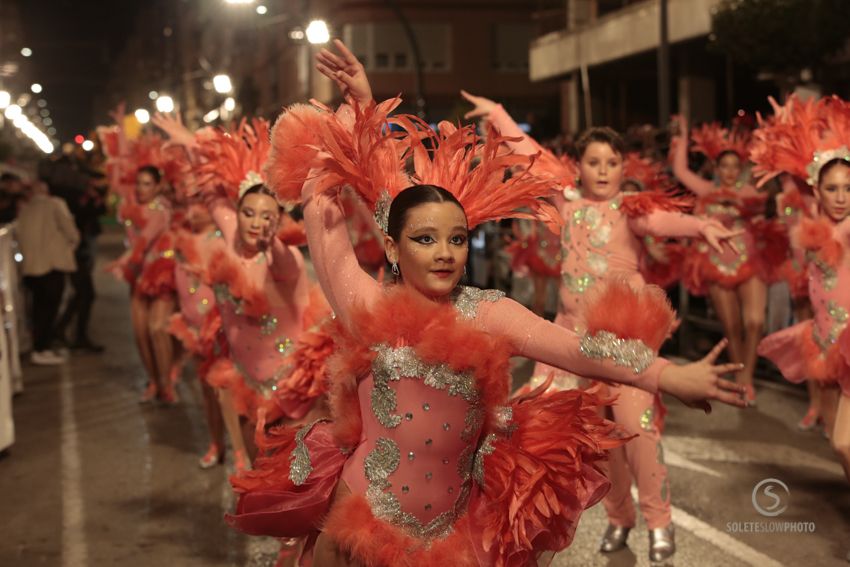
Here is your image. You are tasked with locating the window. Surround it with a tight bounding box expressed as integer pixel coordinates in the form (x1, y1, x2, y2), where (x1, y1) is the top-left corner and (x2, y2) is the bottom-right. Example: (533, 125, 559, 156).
(492, 23, 532, 72)
(343, 22, 451, 72)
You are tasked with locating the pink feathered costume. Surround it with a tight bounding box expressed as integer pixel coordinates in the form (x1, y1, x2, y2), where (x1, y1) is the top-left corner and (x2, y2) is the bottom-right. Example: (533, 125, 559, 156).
(225, 99, 689, 567)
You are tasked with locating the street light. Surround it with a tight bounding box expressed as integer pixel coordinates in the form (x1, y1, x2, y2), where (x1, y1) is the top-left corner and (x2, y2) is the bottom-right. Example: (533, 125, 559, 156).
(20, 47, 32, 57)
(0, 91, 9, 109)
(224, 97, 236, 112)
(4, 104, 22, 120)
(305, 20, 330, 45)
(256, 5, 268, 14)
(213, 74, 233, 94)
(135, 108, 151, 124)
(31, 83, 42, 94)
(155, 95, 174, 113)
(148, 90, 159, 100)
(203, 109, 220, 123)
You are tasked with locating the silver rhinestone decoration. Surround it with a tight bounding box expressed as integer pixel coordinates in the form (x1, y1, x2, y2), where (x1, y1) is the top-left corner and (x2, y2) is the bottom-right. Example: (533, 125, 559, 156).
(423, 403, 431, 411)
(370, 345, 480, 429)
(472, 433, 498, 487)
(451, 286, 505, 320)
(408, 451, 415, 461)
(579, 330, 655, 374)
(289, 419, 329, 486)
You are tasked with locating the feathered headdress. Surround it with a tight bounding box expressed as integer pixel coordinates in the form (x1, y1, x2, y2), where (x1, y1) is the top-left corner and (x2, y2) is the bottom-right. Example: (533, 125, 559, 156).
(750, 94, 850, 187)
(194, 118, 278, 205)
(690, 121, 751, 162)
(263, 98, 561, 233)
(622, 153, 671, 193)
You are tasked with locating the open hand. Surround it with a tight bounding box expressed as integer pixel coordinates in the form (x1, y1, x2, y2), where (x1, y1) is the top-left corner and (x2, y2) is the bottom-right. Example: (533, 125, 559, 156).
(460, 90, 498, 120)
(700, 219, 745, 254)
(316, 39, 372, 107)
(152, 112, 196, 148)
(658, 339, 747, 413)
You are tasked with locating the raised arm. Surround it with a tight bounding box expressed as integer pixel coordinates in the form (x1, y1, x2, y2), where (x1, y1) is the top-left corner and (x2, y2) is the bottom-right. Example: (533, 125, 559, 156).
(207, 196, 237, 246)
(479, 296, 746, 411)
(669, 117, 715, 197)
(302, 173, 382, 330)
(268, 239, 305, 282)
(461, 90, 539, 157)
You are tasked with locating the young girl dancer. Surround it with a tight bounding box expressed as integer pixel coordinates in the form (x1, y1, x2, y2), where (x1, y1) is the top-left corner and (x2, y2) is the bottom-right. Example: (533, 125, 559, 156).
(168, 198, 228, 467)
(752, 95, 850, 478)
(462, 90, 743, 562)
(670, 117, 774, 404)
(224, 40, 746, 567)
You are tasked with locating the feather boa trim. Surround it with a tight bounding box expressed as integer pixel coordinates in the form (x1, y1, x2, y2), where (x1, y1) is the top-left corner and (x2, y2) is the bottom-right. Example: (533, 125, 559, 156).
(204, 246, 269, 319)
(620, 190, 694, 218)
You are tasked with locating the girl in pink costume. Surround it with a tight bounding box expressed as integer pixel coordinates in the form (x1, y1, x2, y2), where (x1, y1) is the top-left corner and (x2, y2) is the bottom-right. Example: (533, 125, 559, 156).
(167, 199, 229, 468)
(463, 91, 742, 563)
(224, 40, 747, 567)
(751, 95, 850, 479)
(109, 164, 178, 403)
(670, 117, 786, 405)
(504, 220, 561, 316)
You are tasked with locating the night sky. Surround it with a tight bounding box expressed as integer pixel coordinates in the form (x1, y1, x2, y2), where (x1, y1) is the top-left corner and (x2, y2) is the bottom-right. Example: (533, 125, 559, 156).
(13, 0, 143, 143)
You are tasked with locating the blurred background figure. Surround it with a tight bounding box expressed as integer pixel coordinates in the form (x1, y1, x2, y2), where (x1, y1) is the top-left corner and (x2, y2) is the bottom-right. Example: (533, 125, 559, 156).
(16, 180, 79, 365)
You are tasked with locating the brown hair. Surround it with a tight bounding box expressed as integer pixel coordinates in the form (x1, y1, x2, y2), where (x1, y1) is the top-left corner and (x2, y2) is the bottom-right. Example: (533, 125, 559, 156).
(575, 127, 625, 159)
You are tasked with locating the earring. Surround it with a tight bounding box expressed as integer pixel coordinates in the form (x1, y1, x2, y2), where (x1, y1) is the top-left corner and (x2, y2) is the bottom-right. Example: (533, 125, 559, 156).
(463, 266, 467, 276)
(391, 262, 400, 276)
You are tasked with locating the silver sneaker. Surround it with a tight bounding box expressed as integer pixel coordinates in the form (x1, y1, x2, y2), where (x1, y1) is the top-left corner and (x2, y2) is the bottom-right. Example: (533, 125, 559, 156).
(599, 524, 631, 552)
(649, 525, 676, 562)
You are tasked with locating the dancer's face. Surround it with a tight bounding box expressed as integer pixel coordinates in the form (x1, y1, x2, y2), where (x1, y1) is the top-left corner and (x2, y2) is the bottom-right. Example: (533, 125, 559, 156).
(579, 142, 623, 200)
(237, 192, 280, 252)
(385, 201, 469, 298)
(717, 152, 742, 187)
(135, 171, 160, 204)
(186, 202, 213, 232)
(816, 162, 850, 222)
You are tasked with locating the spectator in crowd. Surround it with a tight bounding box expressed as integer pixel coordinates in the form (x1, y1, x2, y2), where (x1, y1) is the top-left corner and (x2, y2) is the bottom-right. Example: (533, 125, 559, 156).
(17, 181, 80, 365)
(0, 172, 24, 224)
(56, 172, 107, 352)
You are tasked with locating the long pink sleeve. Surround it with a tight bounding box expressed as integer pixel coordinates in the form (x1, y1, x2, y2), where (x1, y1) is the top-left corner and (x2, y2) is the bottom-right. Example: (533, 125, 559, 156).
(479, 297, 668, 393)
(629, 210, 706, 239)
(209, 197, 238, 246)
(487, 104, 541, 157)
(302, 176, 382, 330)
(670, 136, 714, 197)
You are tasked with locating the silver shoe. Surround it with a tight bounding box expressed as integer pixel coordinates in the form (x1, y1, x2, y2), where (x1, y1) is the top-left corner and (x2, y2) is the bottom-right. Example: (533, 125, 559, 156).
(649, 525, 676, 562)
(599, 524, 631, 552)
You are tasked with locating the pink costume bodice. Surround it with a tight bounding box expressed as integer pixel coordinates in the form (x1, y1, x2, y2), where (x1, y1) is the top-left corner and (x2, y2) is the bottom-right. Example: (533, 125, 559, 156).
(670, 134, 764, 274)
(487, 105, 706, 325)
(302, 172, 672, 532)
(174, 229, 219, 329)
(126, 196, 170, 257)
(211, 201, 310, 393)
(805, 218, 850, 352)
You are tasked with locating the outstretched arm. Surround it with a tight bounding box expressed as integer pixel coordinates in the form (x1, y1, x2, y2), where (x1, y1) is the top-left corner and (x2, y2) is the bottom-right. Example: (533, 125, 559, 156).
(629, 211, 743, 254)
(480, 297, 746, 411)
(669, 116, 715, 197)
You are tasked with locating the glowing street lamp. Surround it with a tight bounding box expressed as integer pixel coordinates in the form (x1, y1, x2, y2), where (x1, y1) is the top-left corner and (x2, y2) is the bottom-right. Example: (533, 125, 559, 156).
(30, 83, 42, 94)
(224, 97, 236, 112)
(82, 140, 94, 152)
(213, 74, 233, 94)
(4, 104, 22, 120)
(20, 47, 32, 57)
(305, 20, 330, 45)
(0, 91, 10, 109)
(256, 5, 268, 14)
(155, 95, 174, 113)
(134, 108, 151, 124)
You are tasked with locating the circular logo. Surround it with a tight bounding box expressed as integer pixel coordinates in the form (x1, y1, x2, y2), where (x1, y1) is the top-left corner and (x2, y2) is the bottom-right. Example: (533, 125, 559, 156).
(752, 478, 789, 517)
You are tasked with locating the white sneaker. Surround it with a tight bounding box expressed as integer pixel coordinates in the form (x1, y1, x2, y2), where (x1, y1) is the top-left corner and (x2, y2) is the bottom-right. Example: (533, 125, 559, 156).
(50, 348, 69, 360)
(31, 350, 64, 366)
